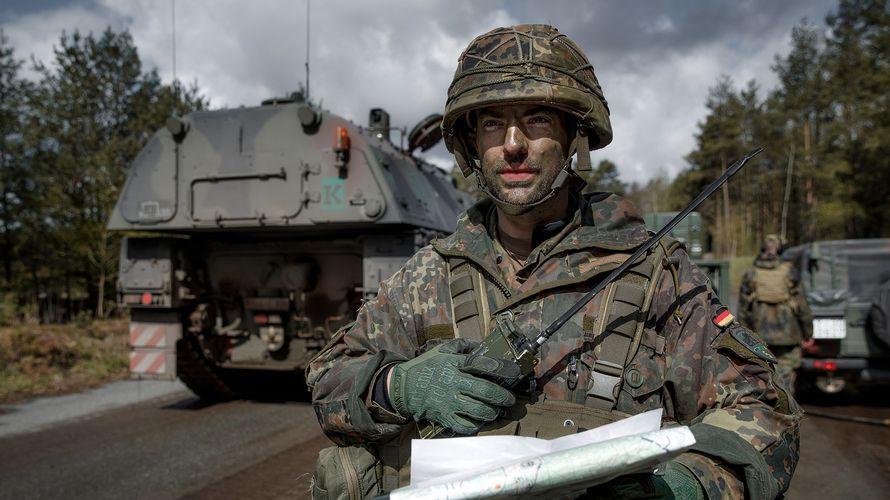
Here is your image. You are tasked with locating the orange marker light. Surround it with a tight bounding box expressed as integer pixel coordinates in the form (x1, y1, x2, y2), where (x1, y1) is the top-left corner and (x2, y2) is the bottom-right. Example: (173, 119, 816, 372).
(334, 126, 351, 169)
(334, 127, 350, 152)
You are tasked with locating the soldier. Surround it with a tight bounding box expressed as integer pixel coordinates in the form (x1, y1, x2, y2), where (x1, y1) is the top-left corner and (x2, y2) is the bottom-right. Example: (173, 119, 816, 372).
(308, 24, 800, 499)
(739, 234, 814, 397)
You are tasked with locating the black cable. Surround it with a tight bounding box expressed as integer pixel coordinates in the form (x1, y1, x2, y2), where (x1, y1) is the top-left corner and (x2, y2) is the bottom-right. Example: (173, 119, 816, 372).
(804, 408, 890, 427)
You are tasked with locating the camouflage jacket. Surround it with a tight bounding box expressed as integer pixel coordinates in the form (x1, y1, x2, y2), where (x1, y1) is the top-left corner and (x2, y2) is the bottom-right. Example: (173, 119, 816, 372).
(739, 256, 814, 346)
(308, 193, 801, 499)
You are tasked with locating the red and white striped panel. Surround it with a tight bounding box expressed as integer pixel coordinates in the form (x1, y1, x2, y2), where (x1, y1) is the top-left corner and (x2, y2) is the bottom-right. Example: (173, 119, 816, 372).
(129, 323, 170, 348)
(130, 351, 167, 375)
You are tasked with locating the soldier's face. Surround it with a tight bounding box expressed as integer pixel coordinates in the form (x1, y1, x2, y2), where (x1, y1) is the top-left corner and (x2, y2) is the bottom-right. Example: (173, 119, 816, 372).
(475, 104, 569, 208)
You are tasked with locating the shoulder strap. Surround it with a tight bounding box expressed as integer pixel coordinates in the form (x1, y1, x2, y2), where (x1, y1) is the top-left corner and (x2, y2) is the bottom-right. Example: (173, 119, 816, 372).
(444, 237, 682, 411)
(584, 236, 682, 410)
(447, 257, 490, 342)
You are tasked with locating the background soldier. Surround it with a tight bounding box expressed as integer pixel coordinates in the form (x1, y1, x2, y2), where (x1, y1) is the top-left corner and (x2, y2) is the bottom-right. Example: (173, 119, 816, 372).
(308, 24, 800, 499)
(739, 234, 814, 396)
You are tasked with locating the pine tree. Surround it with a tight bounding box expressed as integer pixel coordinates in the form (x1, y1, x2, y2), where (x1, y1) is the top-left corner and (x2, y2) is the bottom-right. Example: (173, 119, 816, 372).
(825, 0, 890, 236)
(0, 31, 33, 302)
(685, 76, 748, 257)
(581, 159, 627, 195)
(29, 28, 207, 319)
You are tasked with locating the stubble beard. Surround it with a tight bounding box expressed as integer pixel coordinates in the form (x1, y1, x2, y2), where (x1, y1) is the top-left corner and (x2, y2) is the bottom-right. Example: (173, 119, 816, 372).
(481, 159, 562, 215)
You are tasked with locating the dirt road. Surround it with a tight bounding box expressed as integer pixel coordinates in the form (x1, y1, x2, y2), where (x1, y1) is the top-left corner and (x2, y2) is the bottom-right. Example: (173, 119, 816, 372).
(1, 387, 887, 499)
(788, 397, 890, 499)
(0, 391, 320, 499)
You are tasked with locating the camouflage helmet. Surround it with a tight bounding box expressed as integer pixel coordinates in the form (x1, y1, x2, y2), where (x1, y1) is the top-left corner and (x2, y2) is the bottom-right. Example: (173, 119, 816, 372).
(442, 24, 612, 177)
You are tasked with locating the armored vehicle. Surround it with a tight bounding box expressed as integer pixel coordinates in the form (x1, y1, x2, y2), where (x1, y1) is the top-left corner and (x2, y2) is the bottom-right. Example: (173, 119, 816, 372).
(108, 94, 471, 399)
(642, 211, 706, 259)
(785, 239, 890, 394)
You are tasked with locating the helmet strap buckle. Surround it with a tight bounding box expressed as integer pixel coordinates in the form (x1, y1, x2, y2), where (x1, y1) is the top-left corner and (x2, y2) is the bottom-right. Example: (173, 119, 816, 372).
(452, 132, 477, 178)
(574, 127, 592, 172)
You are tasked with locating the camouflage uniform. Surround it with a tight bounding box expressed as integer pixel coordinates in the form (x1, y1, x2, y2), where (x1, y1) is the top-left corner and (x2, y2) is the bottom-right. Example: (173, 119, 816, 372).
(739, 252, 814, 396)
(309, 24, 800, 499)
(308, 193, 801, 498)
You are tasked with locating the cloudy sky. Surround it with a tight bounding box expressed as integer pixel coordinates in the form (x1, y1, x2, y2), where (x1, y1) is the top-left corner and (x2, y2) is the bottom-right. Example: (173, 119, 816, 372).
(1, 0, 838, 184)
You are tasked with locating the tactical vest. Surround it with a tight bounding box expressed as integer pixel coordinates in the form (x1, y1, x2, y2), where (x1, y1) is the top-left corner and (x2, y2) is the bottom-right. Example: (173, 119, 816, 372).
(375, 237, 684, 491)
(752, 262, 792, 304)
(447, 236, 682, 411)
(312, 238, 685, 499)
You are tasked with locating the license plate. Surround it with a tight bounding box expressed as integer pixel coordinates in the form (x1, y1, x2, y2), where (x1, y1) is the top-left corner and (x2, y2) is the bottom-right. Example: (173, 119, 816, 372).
(813, 318, 847, 339)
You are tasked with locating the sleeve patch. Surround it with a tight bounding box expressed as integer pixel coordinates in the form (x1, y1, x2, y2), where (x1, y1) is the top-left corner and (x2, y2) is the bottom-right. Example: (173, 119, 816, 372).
(712, 307, 735, 329)
(729, 325, 777, 364)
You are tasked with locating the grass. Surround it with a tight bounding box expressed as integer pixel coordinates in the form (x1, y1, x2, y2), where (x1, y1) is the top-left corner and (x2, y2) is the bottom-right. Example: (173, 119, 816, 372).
(0, 319, 129, 404)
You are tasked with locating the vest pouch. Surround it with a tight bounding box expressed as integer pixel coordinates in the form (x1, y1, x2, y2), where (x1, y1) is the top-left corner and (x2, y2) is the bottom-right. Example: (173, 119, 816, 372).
(312, 444, 380, 500)
(753, 265, 791, 304)
(478, 398, 631, 439)
(523, 399, 632, 439)
(621, 346, 666, 411)
(377, 424, 416, 493)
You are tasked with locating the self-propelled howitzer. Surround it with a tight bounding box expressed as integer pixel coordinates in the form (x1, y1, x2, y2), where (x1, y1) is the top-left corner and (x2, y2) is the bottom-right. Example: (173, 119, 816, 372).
(108, 93, 471, 399)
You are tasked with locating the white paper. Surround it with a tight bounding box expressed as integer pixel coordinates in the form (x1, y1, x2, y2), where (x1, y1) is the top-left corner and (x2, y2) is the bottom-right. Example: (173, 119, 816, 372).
(410, 408, 663, 488)
(393, 425, 695, 500)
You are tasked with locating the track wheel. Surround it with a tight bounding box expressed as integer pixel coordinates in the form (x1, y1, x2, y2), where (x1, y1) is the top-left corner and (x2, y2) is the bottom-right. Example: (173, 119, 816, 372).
(176, 336, 236, 401)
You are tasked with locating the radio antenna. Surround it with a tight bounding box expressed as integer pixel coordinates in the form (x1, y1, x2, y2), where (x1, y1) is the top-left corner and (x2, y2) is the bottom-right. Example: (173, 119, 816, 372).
(305, 0, 311, 100)
(171, 0, 177, 83)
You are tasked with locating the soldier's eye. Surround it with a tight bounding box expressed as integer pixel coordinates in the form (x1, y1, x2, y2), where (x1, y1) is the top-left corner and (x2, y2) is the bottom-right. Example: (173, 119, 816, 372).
(481, 119, 502, 130)
(527, 115, 551, 126)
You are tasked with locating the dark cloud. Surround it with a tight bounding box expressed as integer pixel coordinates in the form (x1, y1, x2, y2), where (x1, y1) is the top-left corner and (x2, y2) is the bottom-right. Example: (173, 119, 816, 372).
(0, 0, 842, 183)
(507, 1, 835, 52)
(0, 0, 90, 22)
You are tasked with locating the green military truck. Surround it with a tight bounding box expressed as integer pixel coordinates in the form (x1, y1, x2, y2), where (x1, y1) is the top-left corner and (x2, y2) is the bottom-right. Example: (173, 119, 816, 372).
(784, 239, 890, 394)
(107, 94, 471, 399)
(642, 211, 730, 305)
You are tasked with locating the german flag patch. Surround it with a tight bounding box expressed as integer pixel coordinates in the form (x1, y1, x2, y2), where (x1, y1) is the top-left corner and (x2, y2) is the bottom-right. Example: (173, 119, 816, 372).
(712, 307, 735, 328)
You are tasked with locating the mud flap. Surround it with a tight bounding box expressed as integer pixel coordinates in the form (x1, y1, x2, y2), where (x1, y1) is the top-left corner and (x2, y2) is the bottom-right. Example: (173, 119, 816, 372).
(129, 320, 182, 380)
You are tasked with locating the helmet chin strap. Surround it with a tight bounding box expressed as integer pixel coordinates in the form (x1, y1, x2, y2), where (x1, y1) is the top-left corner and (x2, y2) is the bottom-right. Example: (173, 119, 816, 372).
(472, 129, 589, 214)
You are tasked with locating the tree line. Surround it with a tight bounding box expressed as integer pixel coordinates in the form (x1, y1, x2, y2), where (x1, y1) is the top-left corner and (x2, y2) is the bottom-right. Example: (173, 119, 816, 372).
(0, 27, 207, 324)
(622, 0, 890, 257)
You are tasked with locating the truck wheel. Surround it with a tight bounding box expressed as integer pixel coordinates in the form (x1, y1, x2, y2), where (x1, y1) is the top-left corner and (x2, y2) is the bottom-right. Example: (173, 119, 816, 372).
(176, 336, 236, 401)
